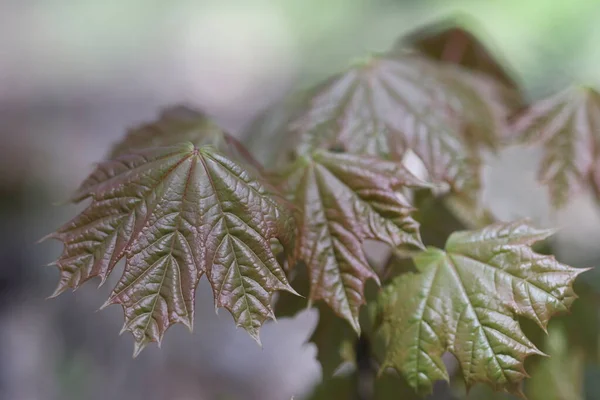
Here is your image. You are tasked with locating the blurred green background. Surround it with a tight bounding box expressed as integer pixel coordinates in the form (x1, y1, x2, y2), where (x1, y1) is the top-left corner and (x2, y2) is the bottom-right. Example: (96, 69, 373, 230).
(2, 0, 600, 399)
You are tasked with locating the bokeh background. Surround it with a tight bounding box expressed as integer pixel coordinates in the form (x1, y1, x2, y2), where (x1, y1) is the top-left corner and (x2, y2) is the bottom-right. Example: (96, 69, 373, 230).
(2, 0, 600, 399)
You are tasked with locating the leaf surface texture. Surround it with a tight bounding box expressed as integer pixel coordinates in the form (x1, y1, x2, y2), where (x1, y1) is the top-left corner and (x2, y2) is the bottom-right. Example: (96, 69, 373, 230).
(282, 150, 425, 332)
(289, 53, 516, 196)
(48, 141, 296, 354)
(376, 221, 585, 395)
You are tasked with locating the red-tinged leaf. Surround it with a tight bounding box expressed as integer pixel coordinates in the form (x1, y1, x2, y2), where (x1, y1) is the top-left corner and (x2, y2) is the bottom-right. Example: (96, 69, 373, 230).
(375, 220, 587, 395)
(45, 142, 297, 354)
(281, 150, 426, 333)
(511, 86, 600, 208)
(400, 14, 519, 89)
(288, 52, 517, 197)
(71, 107, 262, 204)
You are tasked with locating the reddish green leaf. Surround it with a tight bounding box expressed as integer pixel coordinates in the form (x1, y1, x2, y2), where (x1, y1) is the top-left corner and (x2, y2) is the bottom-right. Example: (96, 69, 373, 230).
(46, 142, 297, 354)
(376, 220, 586, 395)
(511, 86, 600, 208)
(288, 52, 516, 197)
(282, 150, 425, 332)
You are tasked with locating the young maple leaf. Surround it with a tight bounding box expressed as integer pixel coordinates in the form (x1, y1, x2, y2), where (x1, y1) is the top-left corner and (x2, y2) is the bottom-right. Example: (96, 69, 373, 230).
(375, 220, 587, 395)
(281, 150, 426, 333)
(511, 86, 600, 208)
(44, 111, 298, 355)
(288, 52, 516, 198)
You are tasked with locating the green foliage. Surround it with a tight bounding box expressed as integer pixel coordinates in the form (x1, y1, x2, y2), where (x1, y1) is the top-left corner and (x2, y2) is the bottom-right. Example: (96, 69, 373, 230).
(43, 13, 596, 399)
(375, 221, 584, 396)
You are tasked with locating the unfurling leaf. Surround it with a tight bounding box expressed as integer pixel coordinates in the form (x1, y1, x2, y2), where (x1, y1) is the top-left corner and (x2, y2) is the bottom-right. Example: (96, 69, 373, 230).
(288, 52, 517, 197)
(282, 150, 425, 332)
(46, 141, 297, 354)
(511, 86, 600, 208)
(375, 220, 586, 395)
(401, 15, 519, 89)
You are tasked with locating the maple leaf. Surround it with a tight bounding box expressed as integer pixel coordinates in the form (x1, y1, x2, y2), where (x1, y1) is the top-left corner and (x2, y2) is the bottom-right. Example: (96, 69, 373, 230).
(400, 14, 519, 89)
(281, 150, 426, 333)
(288, 52, 516, 197)
(375, 220, 586, 395)
(45, 142, 297, 354)
(511, 86, 600, 208)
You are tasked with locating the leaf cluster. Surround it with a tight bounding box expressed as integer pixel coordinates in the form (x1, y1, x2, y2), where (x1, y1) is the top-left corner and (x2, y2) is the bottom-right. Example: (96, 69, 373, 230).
(43, 14, 595, 398)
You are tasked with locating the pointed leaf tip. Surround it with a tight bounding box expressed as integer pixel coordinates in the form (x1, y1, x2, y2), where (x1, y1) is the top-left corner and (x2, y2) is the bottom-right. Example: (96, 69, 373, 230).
(132, 339, 149, 358)
(282, 151, 425, 332)
(46, 113, 298, 353)
(288, 52, 516, 198)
